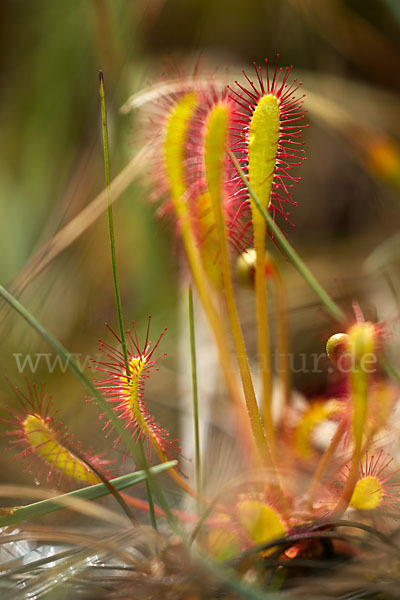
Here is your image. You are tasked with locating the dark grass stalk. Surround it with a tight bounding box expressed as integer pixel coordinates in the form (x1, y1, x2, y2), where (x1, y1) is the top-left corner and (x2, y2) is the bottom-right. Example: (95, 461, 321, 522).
(316, 519, 400, 551)
(77, 451, 139, 525)
(189, 495, 219, 547)
(188, 287, 202, 502)
(137, 440, 157, 530)
(99, 71, 158, 528)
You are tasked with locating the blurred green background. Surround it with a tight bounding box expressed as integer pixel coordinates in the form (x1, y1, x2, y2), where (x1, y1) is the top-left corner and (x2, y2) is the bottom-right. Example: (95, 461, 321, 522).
(0, 0, 399, 485)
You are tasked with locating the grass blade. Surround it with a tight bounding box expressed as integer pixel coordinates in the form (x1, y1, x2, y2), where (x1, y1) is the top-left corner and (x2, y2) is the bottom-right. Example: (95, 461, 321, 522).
(228, 151, 346, 324)
(0, 463, 176, 527)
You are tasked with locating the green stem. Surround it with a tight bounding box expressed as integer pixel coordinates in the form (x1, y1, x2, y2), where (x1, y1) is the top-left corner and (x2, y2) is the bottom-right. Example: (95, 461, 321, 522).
(99, 71, 158, 526)
(188, 287, 202, 500)
(269, 257, 290, 413)
(137, 441, 157, 530)
(144, 479, 157, 529)
(0, 463, 176, 527)
(179, 218, 256, 460)
(228, 151, 346, 324)
(334, 447, 360, 517)
(334, 371, 368, 516)
(212, 183, 273, 469)
(254, 236, 274, 454)
(99, 71, 129, 369)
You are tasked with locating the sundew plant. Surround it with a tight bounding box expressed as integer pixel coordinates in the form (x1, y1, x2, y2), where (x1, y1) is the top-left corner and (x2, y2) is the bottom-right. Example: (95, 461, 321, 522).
(1, 49, 400, 600)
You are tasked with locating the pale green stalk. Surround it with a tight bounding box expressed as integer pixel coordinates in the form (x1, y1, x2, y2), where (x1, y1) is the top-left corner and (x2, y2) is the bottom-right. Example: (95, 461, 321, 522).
(0, 463, 176, 527)
(99, 71, 158, 528)
(188, 287, 202, 501)
(205, 104, 272, 469)
(99, 71, 129, 367)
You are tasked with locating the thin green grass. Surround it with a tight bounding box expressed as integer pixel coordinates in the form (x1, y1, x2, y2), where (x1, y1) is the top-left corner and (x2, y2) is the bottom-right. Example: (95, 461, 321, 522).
(0, 463, 176, 527)
(188, 287, 202, 501)
(99, 70, 158, 529)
